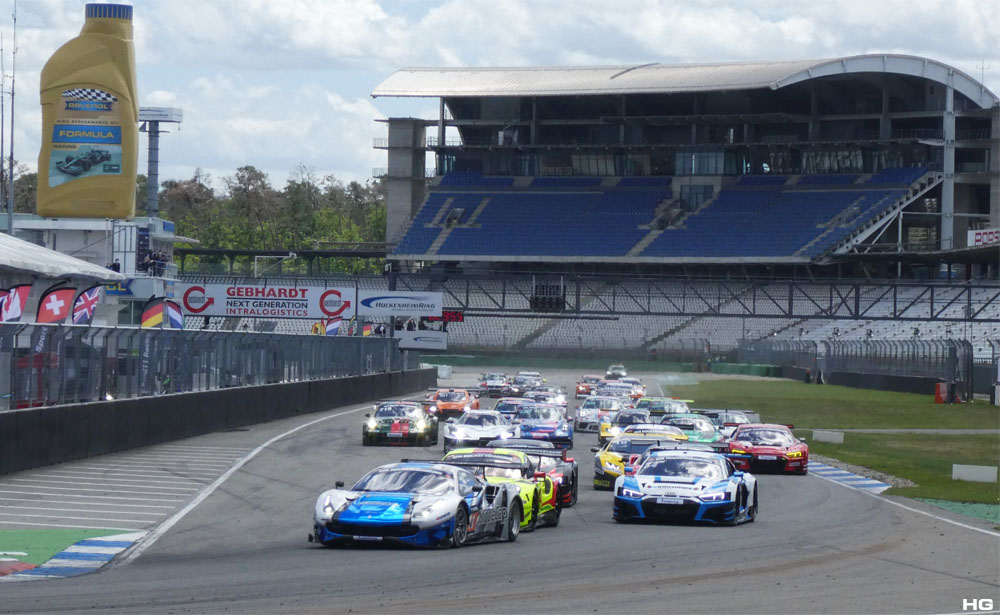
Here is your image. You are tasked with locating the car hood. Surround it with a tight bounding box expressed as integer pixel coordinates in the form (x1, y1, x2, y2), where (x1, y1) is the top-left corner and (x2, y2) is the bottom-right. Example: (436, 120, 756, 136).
(447, 424, 509, 435)
(626, 475, 729, 495)
(519, 420, 564, 431)
(337, 493, 414, 524)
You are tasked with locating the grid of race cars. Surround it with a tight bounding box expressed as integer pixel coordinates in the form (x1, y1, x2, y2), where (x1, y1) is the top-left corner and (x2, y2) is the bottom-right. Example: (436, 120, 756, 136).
(310, 368, 808, 548)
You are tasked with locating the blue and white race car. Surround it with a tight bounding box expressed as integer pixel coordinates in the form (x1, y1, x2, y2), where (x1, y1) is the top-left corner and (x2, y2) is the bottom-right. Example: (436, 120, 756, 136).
(513, 403, 574, 449)
(310, 462, 523, 547)
(613, 449, 758, 525)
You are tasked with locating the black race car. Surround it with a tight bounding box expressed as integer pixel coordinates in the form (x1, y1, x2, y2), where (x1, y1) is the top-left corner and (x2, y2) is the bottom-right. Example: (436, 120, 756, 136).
(488, 438, 579, 507)
(56, 149, 112, 176)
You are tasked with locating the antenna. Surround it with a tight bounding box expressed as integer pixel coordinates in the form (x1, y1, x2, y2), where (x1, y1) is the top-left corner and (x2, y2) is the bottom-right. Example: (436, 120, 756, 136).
(976, 59, 990, 89)
(0, 12, 6, 222)
(5, 0, 14, 234)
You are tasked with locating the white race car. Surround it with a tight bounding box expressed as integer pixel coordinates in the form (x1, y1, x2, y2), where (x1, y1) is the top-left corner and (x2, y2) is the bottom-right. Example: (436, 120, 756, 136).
(443, 410, 515, 452)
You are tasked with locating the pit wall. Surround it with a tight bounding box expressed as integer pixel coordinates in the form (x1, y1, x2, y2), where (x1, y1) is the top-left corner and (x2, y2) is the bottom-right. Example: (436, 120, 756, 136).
(0, 368, 437, 476)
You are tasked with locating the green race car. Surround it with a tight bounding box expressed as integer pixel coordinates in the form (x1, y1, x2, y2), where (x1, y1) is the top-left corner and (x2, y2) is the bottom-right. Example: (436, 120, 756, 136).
(659, 413, 725, 445)
(442, 447, 560, 531)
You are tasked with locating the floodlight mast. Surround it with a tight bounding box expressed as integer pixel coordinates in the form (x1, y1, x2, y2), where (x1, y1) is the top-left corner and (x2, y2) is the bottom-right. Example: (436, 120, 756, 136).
(139, 107, 183, 218)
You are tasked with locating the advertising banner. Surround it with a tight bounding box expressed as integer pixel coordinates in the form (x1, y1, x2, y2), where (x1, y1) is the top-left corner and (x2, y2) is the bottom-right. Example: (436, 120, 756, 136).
(357, 291, 443, 317)
(396, 330, 448, 351)
(47, 88, 124, 188)
(968, 227, 1000, 248)
(176, 283, 355, 319)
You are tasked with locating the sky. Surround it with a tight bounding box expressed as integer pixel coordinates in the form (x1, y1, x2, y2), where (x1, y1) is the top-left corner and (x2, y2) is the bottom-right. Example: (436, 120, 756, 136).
(7, 0, 1000, 193)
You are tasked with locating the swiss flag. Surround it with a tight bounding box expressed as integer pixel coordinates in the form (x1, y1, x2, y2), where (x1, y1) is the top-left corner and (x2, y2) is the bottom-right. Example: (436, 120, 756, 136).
(36, 287, 76, 324)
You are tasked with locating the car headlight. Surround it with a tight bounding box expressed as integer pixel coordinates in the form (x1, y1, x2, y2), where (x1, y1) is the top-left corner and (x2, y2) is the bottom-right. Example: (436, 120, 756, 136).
(498, 431, 512, 439)
(463, 405, 470, 412)
(452, 428, 467, 440)
(619, 487, 643, 498)
(787, 450, 802, 458)
(699, 491, 728, 502)
(511, 387, 519, 392)
(427, 405, 437, 413)
(416, 419, 426, 431)
(555, 427, 569, 436)
(322, 494, 336, 514)
(366, 419, 377, 429)
(610, 426, 622, 436)
(411, 500, 448, 520)
(731, 448, 747, 454)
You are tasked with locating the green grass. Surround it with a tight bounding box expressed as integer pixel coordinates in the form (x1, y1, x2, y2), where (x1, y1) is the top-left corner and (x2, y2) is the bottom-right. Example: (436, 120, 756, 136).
(421, 354, 695, 373)
(809, 433, 1000, 504)
(669, 379, 1000, 429)
(0, 529, 120, 565)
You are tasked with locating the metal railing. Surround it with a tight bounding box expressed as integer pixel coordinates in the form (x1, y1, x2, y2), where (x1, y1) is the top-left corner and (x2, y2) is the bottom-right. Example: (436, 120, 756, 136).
(0, 324, 419, 411)
(739, 338, 974, 397)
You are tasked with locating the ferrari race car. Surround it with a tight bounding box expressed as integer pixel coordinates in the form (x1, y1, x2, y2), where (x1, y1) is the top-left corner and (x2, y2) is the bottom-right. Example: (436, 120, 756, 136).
(442, 410, 515, 452)
(598, 408, 652, 446)
(591, 433, 686, 490)
(575, 374, 603, 398)
(442, 448, 560, 530)
(513, 403, 574, 449)
(362, 401, 438, 446)
(574, 395, 626, 432)
(425, 388, 479, 419)
(489, 439, 579, 507)
(613, 449, 758, 525)
(728, 423, 809, 474)
(310, 462, 523, 547)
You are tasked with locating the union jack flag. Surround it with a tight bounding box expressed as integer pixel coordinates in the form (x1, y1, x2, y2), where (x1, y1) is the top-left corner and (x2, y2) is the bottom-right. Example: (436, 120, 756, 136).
(72, 285, 102, 325)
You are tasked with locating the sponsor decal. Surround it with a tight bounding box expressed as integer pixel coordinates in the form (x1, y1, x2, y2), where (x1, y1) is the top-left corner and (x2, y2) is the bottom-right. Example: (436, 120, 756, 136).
(52, 124, 122, 144)
(176, 283, 355, 319)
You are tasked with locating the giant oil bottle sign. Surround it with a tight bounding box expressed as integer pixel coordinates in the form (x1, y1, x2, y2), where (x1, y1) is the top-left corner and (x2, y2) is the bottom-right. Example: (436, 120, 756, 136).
(48, 88, 124, 187)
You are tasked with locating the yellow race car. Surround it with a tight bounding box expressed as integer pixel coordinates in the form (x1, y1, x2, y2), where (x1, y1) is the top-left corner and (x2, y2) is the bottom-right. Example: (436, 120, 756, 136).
(591, 428, 687, 490)
(599, 408, 652, 446)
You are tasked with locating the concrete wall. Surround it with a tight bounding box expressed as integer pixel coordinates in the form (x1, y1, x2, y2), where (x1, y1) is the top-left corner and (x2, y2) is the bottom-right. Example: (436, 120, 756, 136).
(823, 371, 941, 396)
(0, 368, 436, 476)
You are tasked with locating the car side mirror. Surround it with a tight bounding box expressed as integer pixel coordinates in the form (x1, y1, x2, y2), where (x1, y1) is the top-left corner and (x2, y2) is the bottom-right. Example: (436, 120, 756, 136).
(564, 457, 574, 463)
(590, 446, 600, 453)
(472, 483, 484, 493)
(624, 466, 634, 475)
(533, 471, 547, 480)
(732, 471, 744, 478)
(364, 413, 370, 418)
(335, 481, 345, 489)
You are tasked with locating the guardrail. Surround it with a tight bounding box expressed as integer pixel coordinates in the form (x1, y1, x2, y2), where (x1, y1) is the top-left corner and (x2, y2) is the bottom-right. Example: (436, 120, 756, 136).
(0, 323, 419, 411)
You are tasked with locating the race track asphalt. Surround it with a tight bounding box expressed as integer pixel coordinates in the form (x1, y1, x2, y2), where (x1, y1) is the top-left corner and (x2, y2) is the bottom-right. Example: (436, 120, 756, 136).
(1, 368, 997, 614)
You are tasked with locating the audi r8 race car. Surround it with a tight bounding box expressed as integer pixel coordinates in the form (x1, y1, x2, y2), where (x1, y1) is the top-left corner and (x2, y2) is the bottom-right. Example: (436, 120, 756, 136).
(659, 413, 726, 445)
(613, 449, 758, 525)
(479, 372, 509, 398)
(575, 374, 603, 398)
(591, 433, 687, 490)
(624, 441, 718, 475)
(425, 388, 479, 419)
(599, 408, 652, 446)
(574, 395, 626, 432)
(442, 410, 515, 452)
(605, 364, 627, 380)
(362, 401, 439, 446)
(513, 403, 574, 449)
(494, 397, 529, 419)
(728, 423, 809, 474)
(309, 462, 522, 547)
(442, 448, 560, 530)
(488, 439, 579, 507)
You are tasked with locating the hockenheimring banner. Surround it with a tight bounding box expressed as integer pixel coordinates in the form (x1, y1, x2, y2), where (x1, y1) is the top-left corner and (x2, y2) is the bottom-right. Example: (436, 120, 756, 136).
(177, 283, 442, 319)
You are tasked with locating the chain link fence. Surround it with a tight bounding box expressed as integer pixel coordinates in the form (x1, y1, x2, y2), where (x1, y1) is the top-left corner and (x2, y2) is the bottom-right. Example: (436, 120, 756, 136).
(0, 324, 420, 411)
(739, 338, 974, 396)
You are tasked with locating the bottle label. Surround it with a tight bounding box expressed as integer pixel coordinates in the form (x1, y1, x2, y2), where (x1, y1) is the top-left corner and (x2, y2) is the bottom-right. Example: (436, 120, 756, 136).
(47, 88, 123, 187)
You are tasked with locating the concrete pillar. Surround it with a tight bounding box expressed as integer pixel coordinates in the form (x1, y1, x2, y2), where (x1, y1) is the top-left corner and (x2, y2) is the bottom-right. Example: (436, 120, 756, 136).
(991, 105, 1000, 227)
(808, 84, 819, 142)
(879, 76, 891, 140)
(531, 98, 538, 146)
(941, 83, 956, 249)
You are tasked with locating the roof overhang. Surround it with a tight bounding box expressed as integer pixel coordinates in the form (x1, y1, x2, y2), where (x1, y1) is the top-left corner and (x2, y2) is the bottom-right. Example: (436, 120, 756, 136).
(0, 232, 125, 282)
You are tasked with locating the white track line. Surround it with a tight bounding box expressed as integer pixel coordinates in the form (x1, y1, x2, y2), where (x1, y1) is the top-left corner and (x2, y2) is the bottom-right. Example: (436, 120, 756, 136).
(71, 462, 226, 471)
(6, 478, 197, 491)
(31, 472, 204, 486)
(0, 520, 140, 531)
(71, 465, 219, 477)
(0, 505, 163, 516)
(809, 472, 999, 537)
(117, 403, 370, 567)
(0, 512, 153, 524)
(0, 490, 179, 503)
(0, 485, 190, 497)
(154, 445, 253, 451)
(119, 454, 241, 462)
(0, 497, 174, 509)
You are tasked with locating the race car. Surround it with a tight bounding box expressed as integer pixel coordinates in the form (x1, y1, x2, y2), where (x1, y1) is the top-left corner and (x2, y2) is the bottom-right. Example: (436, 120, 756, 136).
(612, 449, 758, 525)
(727, 423, 809, 474)
(593, 382, 637, 405)
(488, 438, 579, 507)
(634, 397, 691, 417)
(618, 377, 646, 399)
(479, 372, 509, 397)
(494, 397, 529, 420)
(442, 410, 515, 452)
(697, 410, 754, 438)
(660, 413, 726, 445)
(425, 388, 479, 419)
(513, 403, 574, 449)
(528, 385, 567, 406)
(591, 433, 686, 490)
(362, 401, 439, 446)
(523, 389, 561, 405)
(573, 395, 627, 432)
(605, 364, 627, 380)
(442, 448, 560, 530)
(575, 374, 603, 398)
(598, 408, 652, 446)
(503, 375, 538, 397)
(55, 148, 112, 176)
(310, 462, 523, 547)
(624, 441, 719, 475)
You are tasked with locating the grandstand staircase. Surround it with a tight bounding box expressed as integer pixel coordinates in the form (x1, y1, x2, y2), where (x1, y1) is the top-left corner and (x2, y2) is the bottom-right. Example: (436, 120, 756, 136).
(795, 195, 868, 256)
(640, 316, 699, 350)
(626, 230, 664, 256)
(511, 283, 613, 351)
(428, 197, 456, 226)
(464, 197, 491, 226)
(427, 229, 455, 255)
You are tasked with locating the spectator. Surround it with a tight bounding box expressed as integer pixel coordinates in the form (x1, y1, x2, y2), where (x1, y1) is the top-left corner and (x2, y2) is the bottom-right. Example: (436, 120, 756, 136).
(406, 319, 416, 331)
(111, 258, 121, 273)
(139, 254, 151, 273)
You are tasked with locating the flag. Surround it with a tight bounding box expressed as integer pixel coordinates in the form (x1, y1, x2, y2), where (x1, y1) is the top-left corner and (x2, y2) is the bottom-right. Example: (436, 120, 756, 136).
(164, 300, 184, 329)
(325, 317, 342, 336)
(36, 286, 76, 324)
(311, 321, 324, 335)
(72, 285, 102, 325)
(362, 323, 372, 337)
(141, 298, 165, 328)
(1, 284, 31, 322)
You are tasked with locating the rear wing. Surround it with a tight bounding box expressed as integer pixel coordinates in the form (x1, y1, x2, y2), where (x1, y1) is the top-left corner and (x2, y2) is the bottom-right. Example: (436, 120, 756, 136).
(497, 445, 567, 459)
(692, 408, 762, 423)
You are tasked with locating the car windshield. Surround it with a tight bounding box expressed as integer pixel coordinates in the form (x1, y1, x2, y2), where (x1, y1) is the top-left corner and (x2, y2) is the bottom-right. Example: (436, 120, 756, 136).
(625, 425, 683, 437)
(640, 458, 725, 479)
(662, 416, 716, 437)
(736, 428, 795, 446)
(512, 377, 531, 386)
(614, 412, 650, 426)
(607, 439, 658, 455)
(494, 401, 521, 414)
(515, 406, 560, 421)
(526, 455, 558, 471)
(436, 392, 465, 402)
(581, 398, 617, 410)
(480, 466, 523, 479)
(484, 373, 505, 380)
(375, 405, 420, 419)
(353, 468, 453, 495)
(583, 376, 601, 384)
(458, 413, 500, 426)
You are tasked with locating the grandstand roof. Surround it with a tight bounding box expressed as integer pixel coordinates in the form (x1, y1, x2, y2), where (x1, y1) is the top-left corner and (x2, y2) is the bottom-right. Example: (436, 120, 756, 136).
(373, 54, 999, 109)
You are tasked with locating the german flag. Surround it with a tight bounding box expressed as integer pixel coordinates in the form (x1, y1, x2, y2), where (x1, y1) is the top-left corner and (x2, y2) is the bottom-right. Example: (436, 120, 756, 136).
(141, 298, 165, 328)
(362, 324, 372, 337)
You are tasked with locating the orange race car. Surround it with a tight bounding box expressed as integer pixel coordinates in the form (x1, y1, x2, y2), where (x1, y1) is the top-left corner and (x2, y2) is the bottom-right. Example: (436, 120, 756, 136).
(575, 374, 603, 399)
(424, 388, 480, 419)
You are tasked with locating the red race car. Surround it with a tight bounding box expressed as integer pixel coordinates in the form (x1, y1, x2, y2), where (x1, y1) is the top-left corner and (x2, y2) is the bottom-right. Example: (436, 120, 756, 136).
(425, 388, 480, 419)
(728, 423, 808, 474)
(575, 374, 603, 398)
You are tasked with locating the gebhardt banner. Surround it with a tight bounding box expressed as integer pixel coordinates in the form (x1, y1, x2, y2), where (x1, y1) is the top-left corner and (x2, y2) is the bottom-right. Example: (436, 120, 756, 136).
(968, 227, 1000, 247)
(357, 291, 443, 317)
(177, 283, 356, 319)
